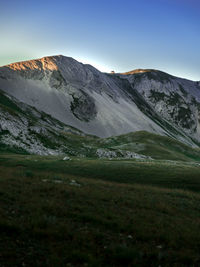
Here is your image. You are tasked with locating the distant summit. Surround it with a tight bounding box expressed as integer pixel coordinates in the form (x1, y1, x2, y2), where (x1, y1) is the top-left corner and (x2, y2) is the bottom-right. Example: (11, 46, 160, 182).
(120, 69, 157, 75)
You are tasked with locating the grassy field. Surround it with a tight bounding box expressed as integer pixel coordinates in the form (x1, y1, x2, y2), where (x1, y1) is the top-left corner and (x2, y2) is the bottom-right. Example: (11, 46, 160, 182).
(0, 154, 200, 266)
(98, 131, 200, 162)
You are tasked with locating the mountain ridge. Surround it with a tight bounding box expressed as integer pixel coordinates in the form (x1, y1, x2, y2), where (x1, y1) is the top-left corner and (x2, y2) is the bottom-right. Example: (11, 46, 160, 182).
(2, 55, 199, 82)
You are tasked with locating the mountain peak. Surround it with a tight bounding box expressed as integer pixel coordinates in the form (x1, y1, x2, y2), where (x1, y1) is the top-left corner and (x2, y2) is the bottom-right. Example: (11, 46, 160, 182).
(4, 55, 65, 72)
(3, 55, 83, 73)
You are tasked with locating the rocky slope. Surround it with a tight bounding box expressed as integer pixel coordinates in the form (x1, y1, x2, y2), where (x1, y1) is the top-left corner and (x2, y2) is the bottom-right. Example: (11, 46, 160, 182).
(0, 89, 91, 155)
(1, 89, 200, 160)
(0, 89, 152, 158)
(0, 55, 199, 148)
(119, 69, 200, 144)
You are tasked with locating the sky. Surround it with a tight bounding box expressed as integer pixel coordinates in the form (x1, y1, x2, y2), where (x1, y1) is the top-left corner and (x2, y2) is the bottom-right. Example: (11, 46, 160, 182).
(0, 0, 200, 80)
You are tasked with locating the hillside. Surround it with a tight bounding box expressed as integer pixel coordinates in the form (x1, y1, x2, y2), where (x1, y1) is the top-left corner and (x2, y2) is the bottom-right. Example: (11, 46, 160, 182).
(1, 89, 200, 161)
(0, 89, 99, 156)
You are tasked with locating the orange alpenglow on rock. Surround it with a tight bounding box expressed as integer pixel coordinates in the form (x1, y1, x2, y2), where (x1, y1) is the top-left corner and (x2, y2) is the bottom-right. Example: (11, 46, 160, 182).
(6, 56, 59, 72)
(121, 69, 157, 75)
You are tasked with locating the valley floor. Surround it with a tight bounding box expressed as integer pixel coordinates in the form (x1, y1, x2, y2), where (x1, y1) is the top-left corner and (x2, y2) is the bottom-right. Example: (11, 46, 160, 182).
(0, 154, 200, 266)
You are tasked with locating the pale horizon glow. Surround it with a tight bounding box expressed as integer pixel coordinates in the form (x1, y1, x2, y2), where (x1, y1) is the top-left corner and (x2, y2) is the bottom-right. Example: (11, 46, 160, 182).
(1, 53, 199, 82)
(0, 0, 200, 81)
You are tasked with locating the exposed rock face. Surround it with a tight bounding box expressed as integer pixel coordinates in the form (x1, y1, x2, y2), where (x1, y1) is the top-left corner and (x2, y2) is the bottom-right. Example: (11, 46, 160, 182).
(96, 148, 152, 159)
(70, 90, 97, 122)
(120, 70, 200, 143)
(0, 55, 200, 147)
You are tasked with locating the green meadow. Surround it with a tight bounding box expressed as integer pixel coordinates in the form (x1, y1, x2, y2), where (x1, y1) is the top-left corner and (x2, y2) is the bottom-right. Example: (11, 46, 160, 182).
(0, 154, 200, 266)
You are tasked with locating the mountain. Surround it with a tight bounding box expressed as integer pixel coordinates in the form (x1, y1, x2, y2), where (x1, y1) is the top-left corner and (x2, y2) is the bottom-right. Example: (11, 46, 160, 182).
(0, 55, 200, 151)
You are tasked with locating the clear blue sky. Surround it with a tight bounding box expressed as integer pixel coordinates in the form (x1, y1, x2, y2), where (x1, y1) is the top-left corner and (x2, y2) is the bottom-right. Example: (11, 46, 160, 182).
(1, 0, 200, 80)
